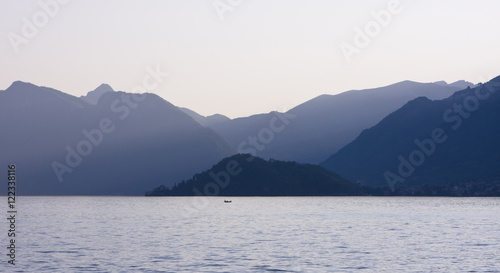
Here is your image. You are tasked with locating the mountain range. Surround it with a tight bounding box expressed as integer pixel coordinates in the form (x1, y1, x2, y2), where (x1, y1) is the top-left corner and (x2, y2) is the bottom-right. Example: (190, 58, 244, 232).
(209, 80, 475, 164)
(0, 77, 489, 195)
(322, 76, 500, 193)
(0, 81, 233, 195)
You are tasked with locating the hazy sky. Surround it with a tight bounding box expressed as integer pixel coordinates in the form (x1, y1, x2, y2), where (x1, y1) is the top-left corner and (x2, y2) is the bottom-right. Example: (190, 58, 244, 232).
(1, 0, 499, 118)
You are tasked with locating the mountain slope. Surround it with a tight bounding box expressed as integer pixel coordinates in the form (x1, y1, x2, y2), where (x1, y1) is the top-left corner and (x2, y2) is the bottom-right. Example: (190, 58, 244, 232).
(0, 81, 234, 195)
(321, 76, 500, 190)
(211, 81, 469, 163)
(179, 107, 230, 127)
(146, 154, 364, 196)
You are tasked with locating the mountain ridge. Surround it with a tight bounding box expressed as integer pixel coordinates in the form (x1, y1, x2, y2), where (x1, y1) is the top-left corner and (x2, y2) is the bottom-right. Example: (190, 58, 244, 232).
(0, 81, 235, 195)
(0, 78, 488, 195)
(321, 76, 500, 191)
(210, 80, 472, 164)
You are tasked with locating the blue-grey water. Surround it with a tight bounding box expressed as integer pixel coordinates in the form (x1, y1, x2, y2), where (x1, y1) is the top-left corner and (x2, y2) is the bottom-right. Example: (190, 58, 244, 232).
(4, 196, 500, 272)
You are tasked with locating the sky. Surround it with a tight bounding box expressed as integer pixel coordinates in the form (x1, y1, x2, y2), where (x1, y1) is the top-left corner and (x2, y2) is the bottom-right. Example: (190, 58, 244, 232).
(1, 0, 499, 118)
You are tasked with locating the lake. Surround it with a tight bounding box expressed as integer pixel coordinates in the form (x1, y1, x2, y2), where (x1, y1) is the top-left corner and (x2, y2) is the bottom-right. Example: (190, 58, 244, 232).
(4, 196, 500, 272)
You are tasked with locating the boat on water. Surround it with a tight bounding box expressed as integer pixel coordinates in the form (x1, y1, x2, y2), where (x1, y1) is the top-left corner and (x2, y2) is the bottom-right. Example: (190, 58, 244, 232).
(224, 200, 232, 203)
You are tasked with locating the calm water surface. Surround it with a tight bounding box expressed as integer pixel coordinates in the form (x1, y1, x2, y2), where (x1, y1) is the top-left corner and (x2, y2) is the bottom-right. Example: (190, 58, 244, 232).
(4, 196, 500, 272)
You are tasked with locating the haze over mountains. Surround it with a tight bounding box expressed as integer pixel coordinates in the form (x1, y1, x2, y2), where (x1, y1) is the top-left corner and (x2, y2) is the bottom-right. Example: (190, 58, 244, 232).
(0, 81, 233, 195)
(322, 76, 500, 192)
(209, 80, 475, 164)
(0, 77, 486, 195)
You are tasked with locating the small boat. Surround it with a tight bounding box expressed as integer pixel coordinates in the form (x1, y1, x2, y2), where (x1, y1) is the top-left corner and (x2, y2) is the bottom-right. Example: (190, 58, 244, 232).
(224, 200, 232, 203)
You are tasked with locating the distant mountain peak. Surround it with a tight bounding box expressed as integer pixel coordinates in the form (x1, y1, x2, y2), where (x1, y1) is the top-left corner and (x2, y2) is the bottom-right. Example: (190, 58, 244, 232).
(81, 83, 115, 105)
(11, 80, 31, 85)
(7, 81, 38, 91)
(432, 80, 476, 89)
(4, 81, 61, 98)
(432, 80, 448, 86)
(449, 80, 477, 89)
(94, 83, 114, 93)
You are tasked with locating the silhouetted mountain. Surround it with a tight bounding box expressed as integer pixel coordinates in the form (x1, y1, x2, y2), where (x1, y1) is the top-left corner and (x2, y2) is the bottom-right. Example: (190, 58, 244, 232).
(146, 154, 364, 196)
(322, 76, 500, 192)
(433, 80, 477, 90)
(0, 81, 234, 195)
(205, 114, 231, 126)
(81, 83, 114, 104)
(450, 80, 477, 89)
(211, 81, 469, 163)
(179, 107, 230, 127)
